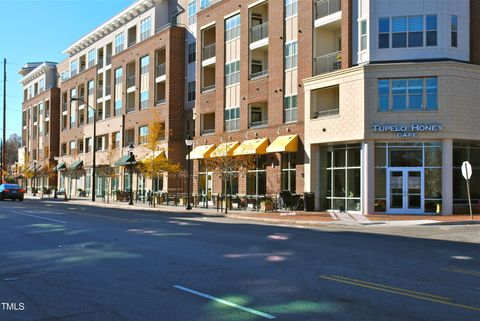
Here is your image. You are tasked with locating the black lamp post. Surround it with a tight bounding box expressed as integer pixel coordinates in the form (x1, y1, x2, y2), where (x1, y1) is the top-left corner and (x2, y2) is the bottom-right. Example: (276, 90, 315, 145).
(33, 160, 37, 196)
(185, 134, 193, 210)
(128, 143, 135, 206)
(70, 97, 96, 202)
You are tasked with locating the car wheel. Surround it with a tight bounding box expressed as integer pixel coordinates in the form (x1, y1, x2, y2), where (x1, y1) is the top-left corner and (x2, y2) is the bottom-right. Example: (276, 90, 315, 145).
(19, 197, 24, 202)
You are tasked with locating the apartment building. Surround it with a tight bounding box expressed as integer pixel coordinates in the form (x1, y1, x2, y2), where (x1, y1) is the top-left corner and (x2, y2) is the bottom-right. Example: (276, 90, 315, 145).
(55, 0, 191, 197)
(190, 0, 312, 207)
(303, 0, 480, 215)
(18, 62, 60, 191)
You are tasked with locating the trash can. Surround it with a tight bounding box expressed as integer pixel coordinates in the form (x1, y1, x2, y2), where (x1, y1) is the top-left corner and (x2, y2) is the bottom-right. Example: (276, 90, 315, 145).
(304, 192, 315, 212)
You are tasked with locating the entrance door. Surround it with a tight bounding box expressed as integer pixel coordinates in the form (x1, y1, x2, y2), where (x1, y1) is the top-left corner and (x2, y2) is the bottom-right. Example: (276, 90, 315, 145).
(199, 172, 213, 207)
(387, 168, 424, 214)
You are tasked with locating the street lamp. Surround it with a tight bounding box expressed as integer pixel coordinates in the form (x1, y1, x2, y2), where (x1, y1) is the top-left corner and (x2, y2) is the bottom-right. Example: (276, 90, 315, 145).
(185, 134, 194, 210)
(33, 160, 37, 197)
(70, 97, 96, 202)
(128, 143, 135, 206)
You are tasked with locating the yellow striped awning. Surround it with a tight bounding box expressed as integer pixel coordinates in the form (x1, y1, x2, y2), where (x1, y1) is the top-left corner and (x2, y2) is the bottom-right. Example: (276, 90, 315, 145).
(233, 138, 269, 156)
(210, 142, 240, 158)
(188, 144, 216, 160)
(140, 150, 166, 162)
(266, 134, 299, 153)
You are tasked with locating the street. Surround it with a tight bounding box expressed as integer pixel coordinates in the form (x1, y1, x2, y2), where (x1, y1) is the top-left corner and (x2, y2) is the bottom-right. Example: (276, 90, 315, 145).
(0, 200, 479, 321)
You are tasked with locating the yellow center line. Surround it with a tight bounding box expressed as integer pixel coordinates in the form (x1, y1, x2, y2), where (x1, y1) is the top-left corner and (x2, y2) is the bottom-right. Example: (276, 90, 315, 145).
(442, 267, 480, 277)
(319, 275, 480, 312)
(329, 274, 450, 301)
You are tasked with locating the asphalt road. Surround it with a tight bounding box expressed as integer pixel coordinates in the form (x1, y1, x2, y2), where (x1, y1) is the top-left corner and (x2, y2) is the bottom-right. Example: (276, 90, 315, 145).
(0, 199, 479, 321)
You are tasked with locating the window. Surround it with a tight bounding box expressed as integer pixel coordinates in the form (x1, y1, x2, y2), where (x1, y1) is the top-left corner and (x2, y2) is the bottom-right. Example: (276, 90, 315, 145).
(451, 15, 458, 47)
(188, 81, 196, 102)
(115, 32, 124, 54)
(38, 79, 45, 93)
(85, 137, 92, 153)
(225, 60, 240, 86)
(408, 16, 423, 47)
(246, 155, 266, 196)
(124, 129, 134, 146)
(112, 132, 121, 149)
(87, 80, 94, 96)
(140, 17, 151, 41)
(70, 141, 76, 156)
(139, 126, 148, 144)
(87, 107, 94, 124)
(225, 14, 240, 41)
(281, 153, 296, 193)
(188, 43, 196, 63)
(285, 41, 298, 70)
(70, 88, 77, 128)
(379, 17, 389, 48)
(88, 49, 96, 68)
(188, 0, 197, 25)
(378, 77, 438, 112)
(360, 20, 367, 50)
(426, 15, 437, 46)
(78, 139, 84, 154)
(224, 107, 240, 132)
(284, 95, 298, 123)
(285, 0, 298, 18)
(115, 97, 122, 116)
(70, 60, 78, 77)
(140, 55, 149, 75)
(61, 143, 67, 156)
(61, 71, 70, 82)
(115, 68, 122, 85)
(140, 91, 149, 110)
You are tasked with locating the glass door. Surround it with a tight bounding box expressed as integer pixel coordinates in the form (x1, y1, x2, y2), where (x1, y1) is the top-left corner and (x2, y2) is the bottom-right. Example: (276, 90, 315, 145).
(387, 168, 424, 214)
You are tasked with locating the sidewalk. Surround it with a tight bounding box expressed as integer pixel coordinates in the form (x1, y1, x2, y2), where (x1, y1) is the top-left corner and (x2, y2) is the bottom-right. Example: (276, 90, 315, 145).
(24, 195, 480, 227)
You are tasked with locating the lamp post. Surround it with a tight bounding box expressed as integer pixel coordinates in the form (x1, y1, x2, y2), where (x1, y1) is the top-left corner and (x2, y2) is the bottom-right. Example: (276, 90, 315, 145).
(185, 134, 193, 210)
(128, 144, 135, 205)
(33, 160, 37, 196)
(70, 97, 96, 202)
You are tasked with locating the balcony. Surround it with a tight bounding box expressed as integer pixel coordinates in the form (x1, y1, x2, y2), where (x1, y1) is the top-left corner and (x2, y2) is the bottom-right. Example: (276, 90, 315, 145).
(127, 75, 135, 88)
(313, 51, 341, 75)
(248, 120, 268, 128)
(156, 64, 166, 77)
(201, 128, 215, 135)
(315, 0, 341, 20)
(249, 70, 268, 80)
(311, 85, 339, 119)
(155, 98, 166, 105)
(250, 22, 269, 44)
(202, 43, 216, 61)
(313, 108, 339, 119)
(202, 84, 216, 92)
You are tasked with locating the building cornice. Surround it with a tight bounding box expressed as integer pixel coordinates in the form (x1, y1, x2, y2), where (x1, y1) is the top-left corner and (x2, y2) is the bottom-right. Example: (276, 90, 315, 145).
(62, 0, 157, 57)
(18, 62, 57, 85)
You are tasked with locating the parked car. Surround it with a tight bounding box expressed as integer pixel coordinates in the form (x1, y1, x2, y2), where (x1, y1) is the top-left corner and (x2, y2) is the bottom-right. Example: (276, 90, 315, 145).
(0, 184, 25, 201)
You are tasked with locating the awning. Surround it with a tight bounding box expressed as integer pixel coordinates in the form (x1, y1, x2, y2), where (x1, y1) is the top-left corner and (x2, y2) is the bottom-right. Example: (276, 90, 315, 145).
(233, 138, 269, 156)
(210, 142, 240, 158)
(114, 154, 135, 167)
(266, 135, 298, 153)
(187, 144, 216, 160)
(140, 150, 166, 162)
(55, 162, 66, 171)
(68, 160, 83, 170)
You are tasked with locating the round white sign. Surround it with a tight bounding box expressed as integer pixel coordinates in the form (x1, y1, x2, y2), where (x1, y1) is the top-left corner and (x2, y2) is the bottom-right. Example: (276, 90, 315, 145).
(461, 161, 472, 180)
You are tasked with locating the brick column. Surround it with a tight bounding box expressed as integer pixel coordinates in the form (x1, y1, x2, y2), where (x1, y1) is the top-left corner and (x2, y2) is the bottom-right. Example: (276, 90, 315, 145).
(341, 0, 353, 69)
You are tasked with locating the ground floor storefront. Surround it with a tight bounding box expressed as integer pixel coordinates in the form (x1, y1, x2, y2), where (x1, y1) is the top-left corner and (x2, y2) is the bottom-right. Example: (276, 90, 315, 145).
(307, 140, 480, 215)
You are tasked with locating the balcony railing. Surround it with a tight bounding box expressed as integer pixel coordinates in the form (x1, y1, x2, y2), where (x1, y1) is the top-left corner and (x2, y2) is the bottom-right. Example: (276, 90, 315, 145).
(313, 51, 341, 75)
(105, 85, 111, 96)
(315, 0, 341, 20)
(313, 108, 339, 119)
(156, 64, 166, 77)
(127, 75, 135, 88)
(201, 128, 215, 135)
(202, 43, 216, 60)
(249, 70, 268, 80)
(156, 98, 166, 105)
(202, 84, 216, 92)
(128, 41, 136, 48)
(249, 119, 268, 128)
(250, 22, 269, 43)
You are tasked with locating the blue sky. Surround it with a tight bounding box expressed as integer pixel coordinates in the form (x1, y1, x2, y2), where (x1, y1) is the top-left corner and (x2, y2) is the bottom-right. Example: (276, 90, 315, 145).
(0, 0, 135, 139)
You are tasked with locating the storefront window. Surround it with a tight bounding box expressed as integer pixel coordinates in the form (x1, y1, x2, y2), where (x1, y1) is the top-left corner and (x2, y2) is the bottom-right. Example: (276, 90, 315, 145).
(222, 172, 238, 195)
(281, 153, 296, 193)
(453, 142, 480, 213)
(322, 145, 361, 211)
(246, 156, 267, 196)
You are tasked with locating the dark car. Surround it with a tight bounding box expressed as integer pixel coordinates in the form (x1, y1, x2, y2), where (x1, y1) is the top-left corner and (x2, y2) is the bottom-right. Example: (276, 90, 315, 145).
(0, 184, 25, 201)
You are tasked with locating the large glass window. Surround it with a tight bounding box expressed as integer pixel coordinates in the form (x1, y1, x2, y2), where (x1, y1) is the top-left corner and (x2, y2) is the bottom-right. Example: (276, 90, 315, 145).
(70, 60, 78, 77)
(225, 14, 240, 41)
(426, 15, 437, 46)
(284, 41, 298, 70)
(360, 20, 367, 50)
(247, 156, 267, 196)
(139, 126, 148, 144)
(451, 15, 458, 48)
(140, 55, 149, 75)
(378, 77, 438, 112)
(188, 0, 197, 25)
(188, 81, 196, 102)
(378, 17, 390, 48)
(140, 17, 151, 41)
(285, 0, 298, 18)
(115, 32, 124, 54)
(224, 107, 240, 132)
(408, 16, 423, 47)
(284, 95, 298, 123)
(321, 145, 361, 211)
(87, 49, 96, 68)
(453, 142, 480, 212)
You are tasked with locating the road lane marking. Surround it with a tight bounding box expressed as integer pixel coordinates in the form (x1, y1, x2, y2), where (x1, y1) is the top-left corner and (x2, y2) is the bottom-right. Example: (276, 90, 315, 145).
(320, 274, 480, 312)
(442, 267, 480, 277)
(173, 285, 276, 319)
(329, 275, 450, 301)
(16, 212, 67, 224)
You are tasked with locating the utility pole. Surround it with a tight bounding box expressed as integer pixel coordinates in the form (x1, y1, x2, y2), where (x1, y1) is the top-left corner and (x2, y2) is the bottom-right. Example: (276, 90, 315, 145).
(2, 58, 6, 183)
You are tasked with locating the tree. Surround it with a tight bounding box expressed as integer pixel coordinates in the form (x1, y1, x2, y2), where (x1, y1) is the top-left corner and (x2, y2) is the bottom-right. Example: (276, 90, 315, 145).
(39, 162, 56, 195)
(204, 142, 256, 213)
(5, 134, 21, 166)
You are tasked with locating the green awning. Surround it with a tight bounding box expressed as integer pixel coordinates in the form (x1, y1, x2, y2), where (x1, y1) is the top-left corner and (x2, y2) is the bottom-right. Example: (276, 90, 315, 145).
(55, 162, 66, 171)
(68, 160, 83, 170)
(114, 154, 135, 167)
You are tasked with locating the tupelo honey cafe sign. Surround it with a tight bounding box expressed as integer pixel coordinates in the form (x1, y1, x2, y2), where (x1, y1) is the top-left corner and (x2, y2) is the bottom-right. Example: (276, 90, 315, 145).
(372, 123, 444, 138)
